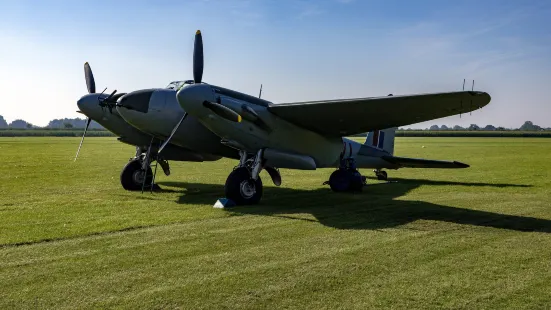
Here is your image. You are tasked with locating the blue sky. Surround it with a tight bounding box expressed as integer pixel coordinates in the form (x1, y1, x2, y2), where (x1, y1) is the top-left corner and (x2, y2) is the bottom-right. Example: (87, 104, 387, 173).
(0, 0, 550, 128)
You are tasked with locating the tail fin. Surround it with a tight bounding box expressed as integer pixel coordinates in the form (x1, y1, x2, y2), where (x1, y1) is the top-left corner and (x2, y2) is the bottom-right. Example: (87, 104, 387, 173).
(365, 127, 396, 155)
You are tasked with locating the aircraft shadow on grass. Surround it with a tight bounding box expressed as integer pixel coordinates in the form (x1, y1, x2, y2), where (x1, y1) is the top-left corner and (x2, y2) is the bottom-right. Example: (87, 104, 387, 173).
(157, 178, 551, 233)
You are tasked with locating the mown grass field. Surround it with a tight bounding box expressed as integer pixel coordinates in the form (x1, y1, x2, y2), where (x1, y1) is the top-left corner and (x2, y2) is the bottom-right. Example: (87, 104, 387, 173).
(3, 128, 551, 137)
(1, 137, 550, 309)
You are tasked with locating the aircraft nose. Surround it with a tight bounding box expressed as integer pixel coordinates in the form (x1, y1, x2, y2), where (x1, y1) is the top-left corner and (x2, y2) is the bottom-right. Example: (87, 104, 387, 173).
(176, 84, 215, 116)
(118, 89, 154, 113)
(77, 94, 103, 119)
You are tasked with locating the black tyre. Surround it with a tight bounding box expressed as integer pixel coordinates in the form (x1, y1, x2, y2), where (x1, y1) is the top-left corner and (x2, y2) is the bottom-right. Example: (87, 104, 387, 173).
(376, 171, 388, 181)
(224, 167, 263, 205)
(329, 169, 351, 192)
(348, 170, 365, 192)
(120, 159, 153, 191)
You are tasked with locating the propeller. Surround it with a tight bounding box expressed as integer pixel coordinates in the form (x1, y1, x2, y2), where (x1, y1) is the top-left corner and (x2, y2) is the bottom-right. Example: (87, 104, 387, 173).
(84, 62, 96, 94)
(193, 30, 204, 84)
(104, 89, 118, 102)
(157, 112, 188, 155)
(98, 89, 127, 113)
(75, 63, 96, 161)
(156, 30, 203, 158)
(203, 101, 242, 123)
(74, 117, 92, 161)
(110, 92, 126, 102)
(191, 31, 269, 129)
(83, 62, 126, 113)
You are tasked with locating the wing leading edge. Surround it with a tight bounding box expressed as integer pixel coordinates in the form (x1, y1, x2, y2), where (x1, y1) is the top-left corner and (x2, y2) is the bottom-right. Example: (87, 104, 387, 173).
(268, 91, 491, 137)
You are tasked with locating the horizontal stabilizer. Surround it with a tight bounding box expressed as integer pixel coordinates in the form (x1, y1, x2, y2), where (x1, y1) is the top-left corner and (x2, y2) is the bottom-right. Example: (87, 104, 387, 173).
(382, 155, 469, 169)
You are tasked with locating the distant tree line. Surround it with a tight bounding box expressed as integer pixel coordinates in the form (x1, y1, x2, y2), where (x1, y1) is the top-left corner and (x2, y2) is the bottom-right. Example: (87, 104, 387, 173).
(0, 115, 104, 130)
(401, 121, 550, 132)
(1, 114, 550, 138)
(2, 114, 548, 132)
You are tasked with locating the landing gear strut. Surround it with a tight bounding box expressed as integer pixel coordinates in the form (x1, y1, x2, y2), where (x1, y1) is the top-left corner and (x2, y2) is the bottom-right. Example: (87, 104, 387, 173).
(224, 150, 266, 205)
(326, 158, 366, 192)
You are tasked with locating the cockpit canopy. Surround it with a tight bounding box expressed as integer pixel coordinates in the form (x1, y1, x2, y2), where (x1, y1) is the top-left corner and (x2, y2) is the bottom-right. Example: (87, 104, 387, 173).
(165, 80, 194, 90)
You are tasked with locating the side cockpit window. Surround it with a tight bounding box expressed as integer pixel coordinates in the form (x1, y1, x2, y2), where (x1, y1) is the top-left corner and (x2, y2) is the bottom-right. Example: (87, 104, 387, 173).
(165, 80, 194, 90)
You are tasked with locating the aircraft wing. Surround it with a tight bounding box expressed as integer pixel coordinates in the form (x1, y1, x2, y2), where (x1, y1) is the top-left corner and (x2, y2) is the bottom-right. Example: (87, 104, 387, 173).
(382, 155, 469, 169)
(267, 91, 491, 137)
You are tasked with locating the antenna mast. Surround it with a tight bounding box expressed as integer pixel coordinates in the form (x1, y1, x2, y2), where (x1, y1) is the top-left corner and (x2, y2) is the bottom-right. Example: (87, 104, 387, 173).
(470, 80, 475, 115)
(460, 79, 465, 118)
(258, 84, 263, 99)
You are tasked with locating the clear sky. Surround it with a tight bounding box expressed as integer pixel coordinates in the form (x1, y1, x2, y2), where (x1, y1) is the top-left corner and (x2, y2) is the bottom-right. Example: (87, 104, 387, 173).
(1, 0, 550, 128)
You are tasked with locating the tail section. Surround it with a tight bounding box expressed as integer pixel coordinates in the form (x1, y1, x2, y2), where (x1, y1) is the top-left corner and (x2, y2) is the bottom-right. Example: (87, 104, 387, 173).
(365, 127, 396, 155)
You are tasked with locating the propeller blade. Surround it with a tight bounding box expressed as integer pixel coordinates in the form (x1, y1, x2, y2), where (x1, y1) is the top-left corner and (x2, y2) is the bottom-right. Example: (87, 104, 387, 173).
(99, 91, 127, 114)
(104, 89, 117, 102)
(158, 112, 188, 155)
(203, 101, 242, 123)
(110, 92, 126, 102)
(98, 90, 118, 113)
(84, 62, 96, 94)
(193, 30, 204, 84)
(74, 117, 92, 161)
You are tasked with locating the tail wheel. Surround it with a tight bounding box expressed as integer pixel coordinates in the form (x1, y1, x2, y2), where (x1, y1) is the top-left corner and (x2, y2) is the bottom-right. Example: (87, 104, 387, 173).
(225, 167, 263, 205)
(328, 169, 351, 192)
(120, 159, 153, 191)
(376, 171, 388, 181)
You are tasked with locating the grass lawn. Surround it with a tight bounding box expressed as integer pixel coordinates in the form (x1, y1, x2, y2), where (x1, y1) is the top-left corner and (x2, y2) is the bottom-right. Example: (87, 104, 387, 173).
(1, 137, 550, 309)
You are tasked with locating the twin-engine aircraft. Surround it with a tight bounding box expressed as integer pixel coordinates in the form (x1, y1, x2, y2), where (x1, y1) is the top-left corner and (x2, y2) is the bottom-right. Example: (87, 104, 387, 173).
(76, 30, 491, 205)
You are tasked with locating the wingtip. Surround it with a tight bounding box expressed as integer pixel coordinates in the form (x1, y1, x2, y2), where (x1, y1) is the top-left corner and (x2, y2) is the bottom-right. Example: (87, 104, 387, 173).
(485, 92, 491, 104)
(469, 90, 491, 102)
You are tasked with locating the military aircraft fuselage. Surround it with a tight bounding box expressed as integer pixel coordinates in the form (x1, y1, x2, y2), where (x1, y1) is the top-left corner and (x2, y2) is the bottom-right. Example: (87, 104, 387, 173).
(77, 93, 220, 162)
(116, 88, 238, 160)
(78, 93, 154, 147)
(175, 83, 382, 169)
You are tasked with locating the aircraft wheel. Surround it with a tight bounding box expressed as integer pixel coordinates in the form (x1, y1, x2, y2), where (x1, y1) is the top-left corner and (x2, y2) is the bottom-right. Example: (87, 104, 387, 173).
(376, 171, 388, 181)
(120, 159, 153, 191)
(328, 169, 351, 192)
(225, 167, 263, 205)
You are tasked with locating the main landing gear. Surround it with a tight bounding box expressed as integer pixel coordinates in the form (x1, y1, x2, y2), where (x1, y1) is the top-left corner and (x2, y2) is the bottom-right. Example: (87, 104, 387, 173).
(224, 150, 281, 205)
(120, 157, 152, 191)
(120, 144, 170, 191)
(326, 158, 367, 192)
